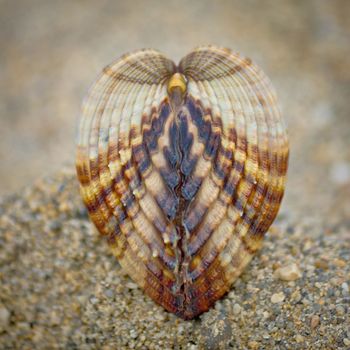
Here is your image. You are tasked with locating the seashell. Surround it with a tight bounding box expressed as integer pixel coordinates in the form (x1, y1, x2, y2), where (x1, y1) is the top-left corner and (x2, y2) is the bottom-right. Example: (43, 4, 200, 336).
(76, 46, 289, 320)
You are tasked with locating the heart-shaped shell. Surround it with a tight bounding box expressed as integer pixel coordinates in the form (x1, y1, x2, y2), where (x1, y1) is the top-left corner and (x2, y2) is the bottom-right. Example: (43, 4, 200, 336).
(76, 46, 289, 319)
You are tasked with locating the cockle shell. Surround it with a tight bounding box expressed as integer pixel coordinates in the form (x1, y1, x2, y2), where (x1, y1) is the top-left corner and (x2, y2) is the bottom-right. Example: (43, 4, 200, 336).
(76, 46, 289, 320)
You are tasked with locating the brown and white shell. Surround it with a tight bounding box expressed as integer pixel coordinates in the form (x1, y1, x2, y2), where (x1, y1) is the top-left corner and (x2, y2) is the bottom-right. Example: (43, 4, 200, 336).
(76, 46, 289, 320)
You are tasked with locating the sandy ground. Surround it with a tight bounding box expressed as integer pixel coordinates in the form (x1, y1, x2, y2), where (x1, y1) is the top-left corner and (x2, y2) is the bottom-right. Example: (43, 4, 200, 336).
(0, 171, 349, 349)
(0, 0, 349, 349)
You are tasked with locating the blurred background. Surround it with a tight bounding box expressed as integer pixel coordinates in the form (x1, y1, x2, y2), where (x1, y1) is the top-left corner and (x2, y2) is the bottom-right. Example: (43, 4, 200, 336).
(0, 0, 349, 220)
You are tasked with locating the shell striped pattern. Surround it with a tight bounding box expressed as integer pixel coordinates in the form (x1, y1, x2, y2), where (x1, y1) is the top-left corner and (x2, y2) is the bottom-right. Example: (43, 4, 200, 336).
(76, 46, 289, 319)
